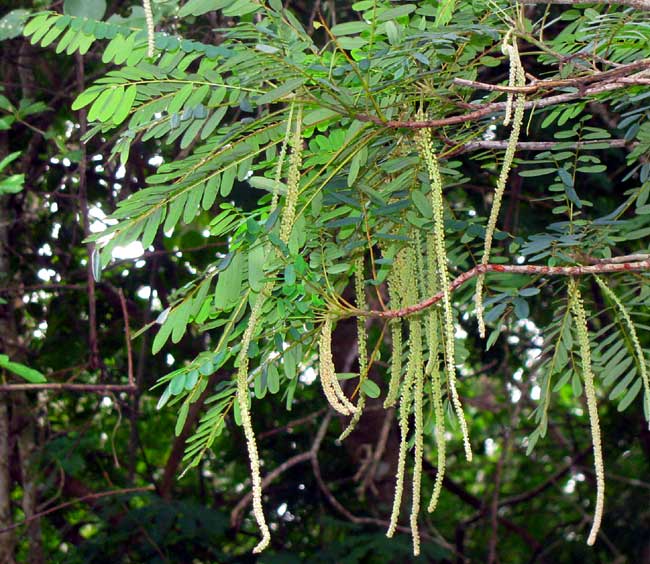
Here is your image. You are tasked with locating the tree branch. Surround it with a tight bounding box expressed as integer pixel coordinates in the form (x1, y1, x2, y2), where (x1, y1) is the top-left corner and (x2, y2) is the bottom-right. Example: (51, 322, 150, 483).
(358, 259, 650, 319)
(0, 486, 154, 534)
(0, 384, 137, 393)
(354, 60, 650, 130)
(452, 139, 630, 154)
(520, 0, 650, 9)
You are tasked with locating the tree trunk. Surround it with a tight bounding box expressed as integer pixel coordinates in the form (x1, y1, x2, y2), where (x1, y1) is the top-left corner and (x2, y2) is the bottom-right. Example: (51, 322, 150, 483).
(15, 394, 44, 564)
(0, 137, 43, 563)
(0, 398, 15, 564)
(0, 189, 16, 564)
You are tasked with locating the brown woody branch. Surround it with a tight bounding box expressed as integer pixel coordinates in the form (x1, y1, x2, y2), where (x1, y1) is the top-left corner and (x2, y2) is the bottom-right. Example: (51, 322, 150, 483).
(498, 448, 590, 508)
(359, 259, 650, 319)
(520, 0, 650, 9)
(455, 60, 650, 92)
(354, 59, 650, 130)
(0, 384, 137, 393)
(453, 139, 630, 154)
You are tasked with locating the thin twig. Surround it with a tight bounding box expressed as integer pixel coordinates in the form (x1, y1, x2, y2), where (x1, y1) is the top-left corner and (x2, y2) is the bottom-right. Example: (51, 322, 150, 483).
(499, 448, 590, 508)
(0, 486, 154, 534)
(231, 412, 333, 528)
(230, 451, 312, 527)
(118, 289, 135, 390)
(455, 60, 650, 93)
(258, 408, 326, 440)
(358, 407, 395, 498)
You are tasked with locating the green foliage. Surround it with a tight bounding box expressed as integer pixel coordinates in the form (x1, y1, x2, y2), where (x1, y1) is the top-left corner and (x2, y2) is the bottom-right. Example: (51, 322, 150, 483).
(4, 0, 650, 560)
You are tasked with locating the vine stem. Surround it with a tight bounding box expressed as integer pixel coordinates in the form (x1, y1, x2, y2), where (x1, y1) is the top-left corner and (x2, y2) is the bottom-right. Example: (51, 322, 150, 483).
(354, 260, 650, 319)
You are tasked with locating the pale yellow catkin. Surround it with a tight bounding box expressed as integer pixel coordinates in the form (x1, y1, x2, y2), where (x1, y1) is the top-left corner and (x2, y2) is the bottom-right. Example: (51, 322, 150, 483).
(502, 29, 517, 126)
(235, 104, 304, 553)
(475, 29, 526, 338)
(427, 358, 446, 513)
(426, 309, 446, 514)
(424, 227, 448, 496)
(415, 127, 472, 462)
(387, 248, 420, 538)
(410, 328, 425, 556)
(339, 256, 368, 440)
(594, 275, 650, 429)
(569, 279, 604, 546)
(143, 0, 155, 58)
(279, 104, 303, 244)
(406, 234, 428, 555)
(385, 250, 405, 408)
(235, 290, 271, 553)
(319, 316, 357, 416)
(271, 102, 295, 212)
(423, 233, 446, 512)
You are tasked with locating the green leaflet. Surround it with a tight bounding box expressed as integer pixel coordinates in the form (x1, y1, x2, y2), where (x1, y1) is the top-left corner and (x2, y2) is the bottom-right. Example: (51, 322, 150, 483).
(255, 78, 305, 106)
(214, 252, 244, 310)
(434, 0, 456, 27)
(168, 83, 194, 114)
(141, 206, 164, 248)
(172, 299, 192, 344)
(0, 9, 29, 41)
(378, 4, 416, 21)
(112, 84, 137, 124)
(0, 355, 47, 383)
(248, 244, 267, 292)
(220, 165, 236, 197)
(330, 21, 369, 36)
(97, 85, 124, 122)
(201, 106, 228, 140)
(183, 184, 203, 223)
(202, 176, 220, 210)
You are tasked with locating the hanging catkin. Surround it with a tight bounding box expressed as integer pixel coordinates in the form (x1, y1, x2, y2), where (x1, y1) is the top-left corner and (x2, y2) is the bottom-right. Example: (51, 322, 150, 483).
(339, 255, 369, 440)
(475, 29, 526, 338)
(271, 102, 295, 212)
(385, 249, 405, 408)
(319, 316, 357, 415)
(568, 278, 604, 546)
(143, 0, 155, 58)
(415, 126, 472, 462)
(387, 246, 420, 538)
(233, 104, 304, 553)
(410, 326, 425, 556)
(235, 290, 271, 553)
(279, 104, 303, 243)
(426, 309, 446, 514)
(422, 232, 446, 512)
